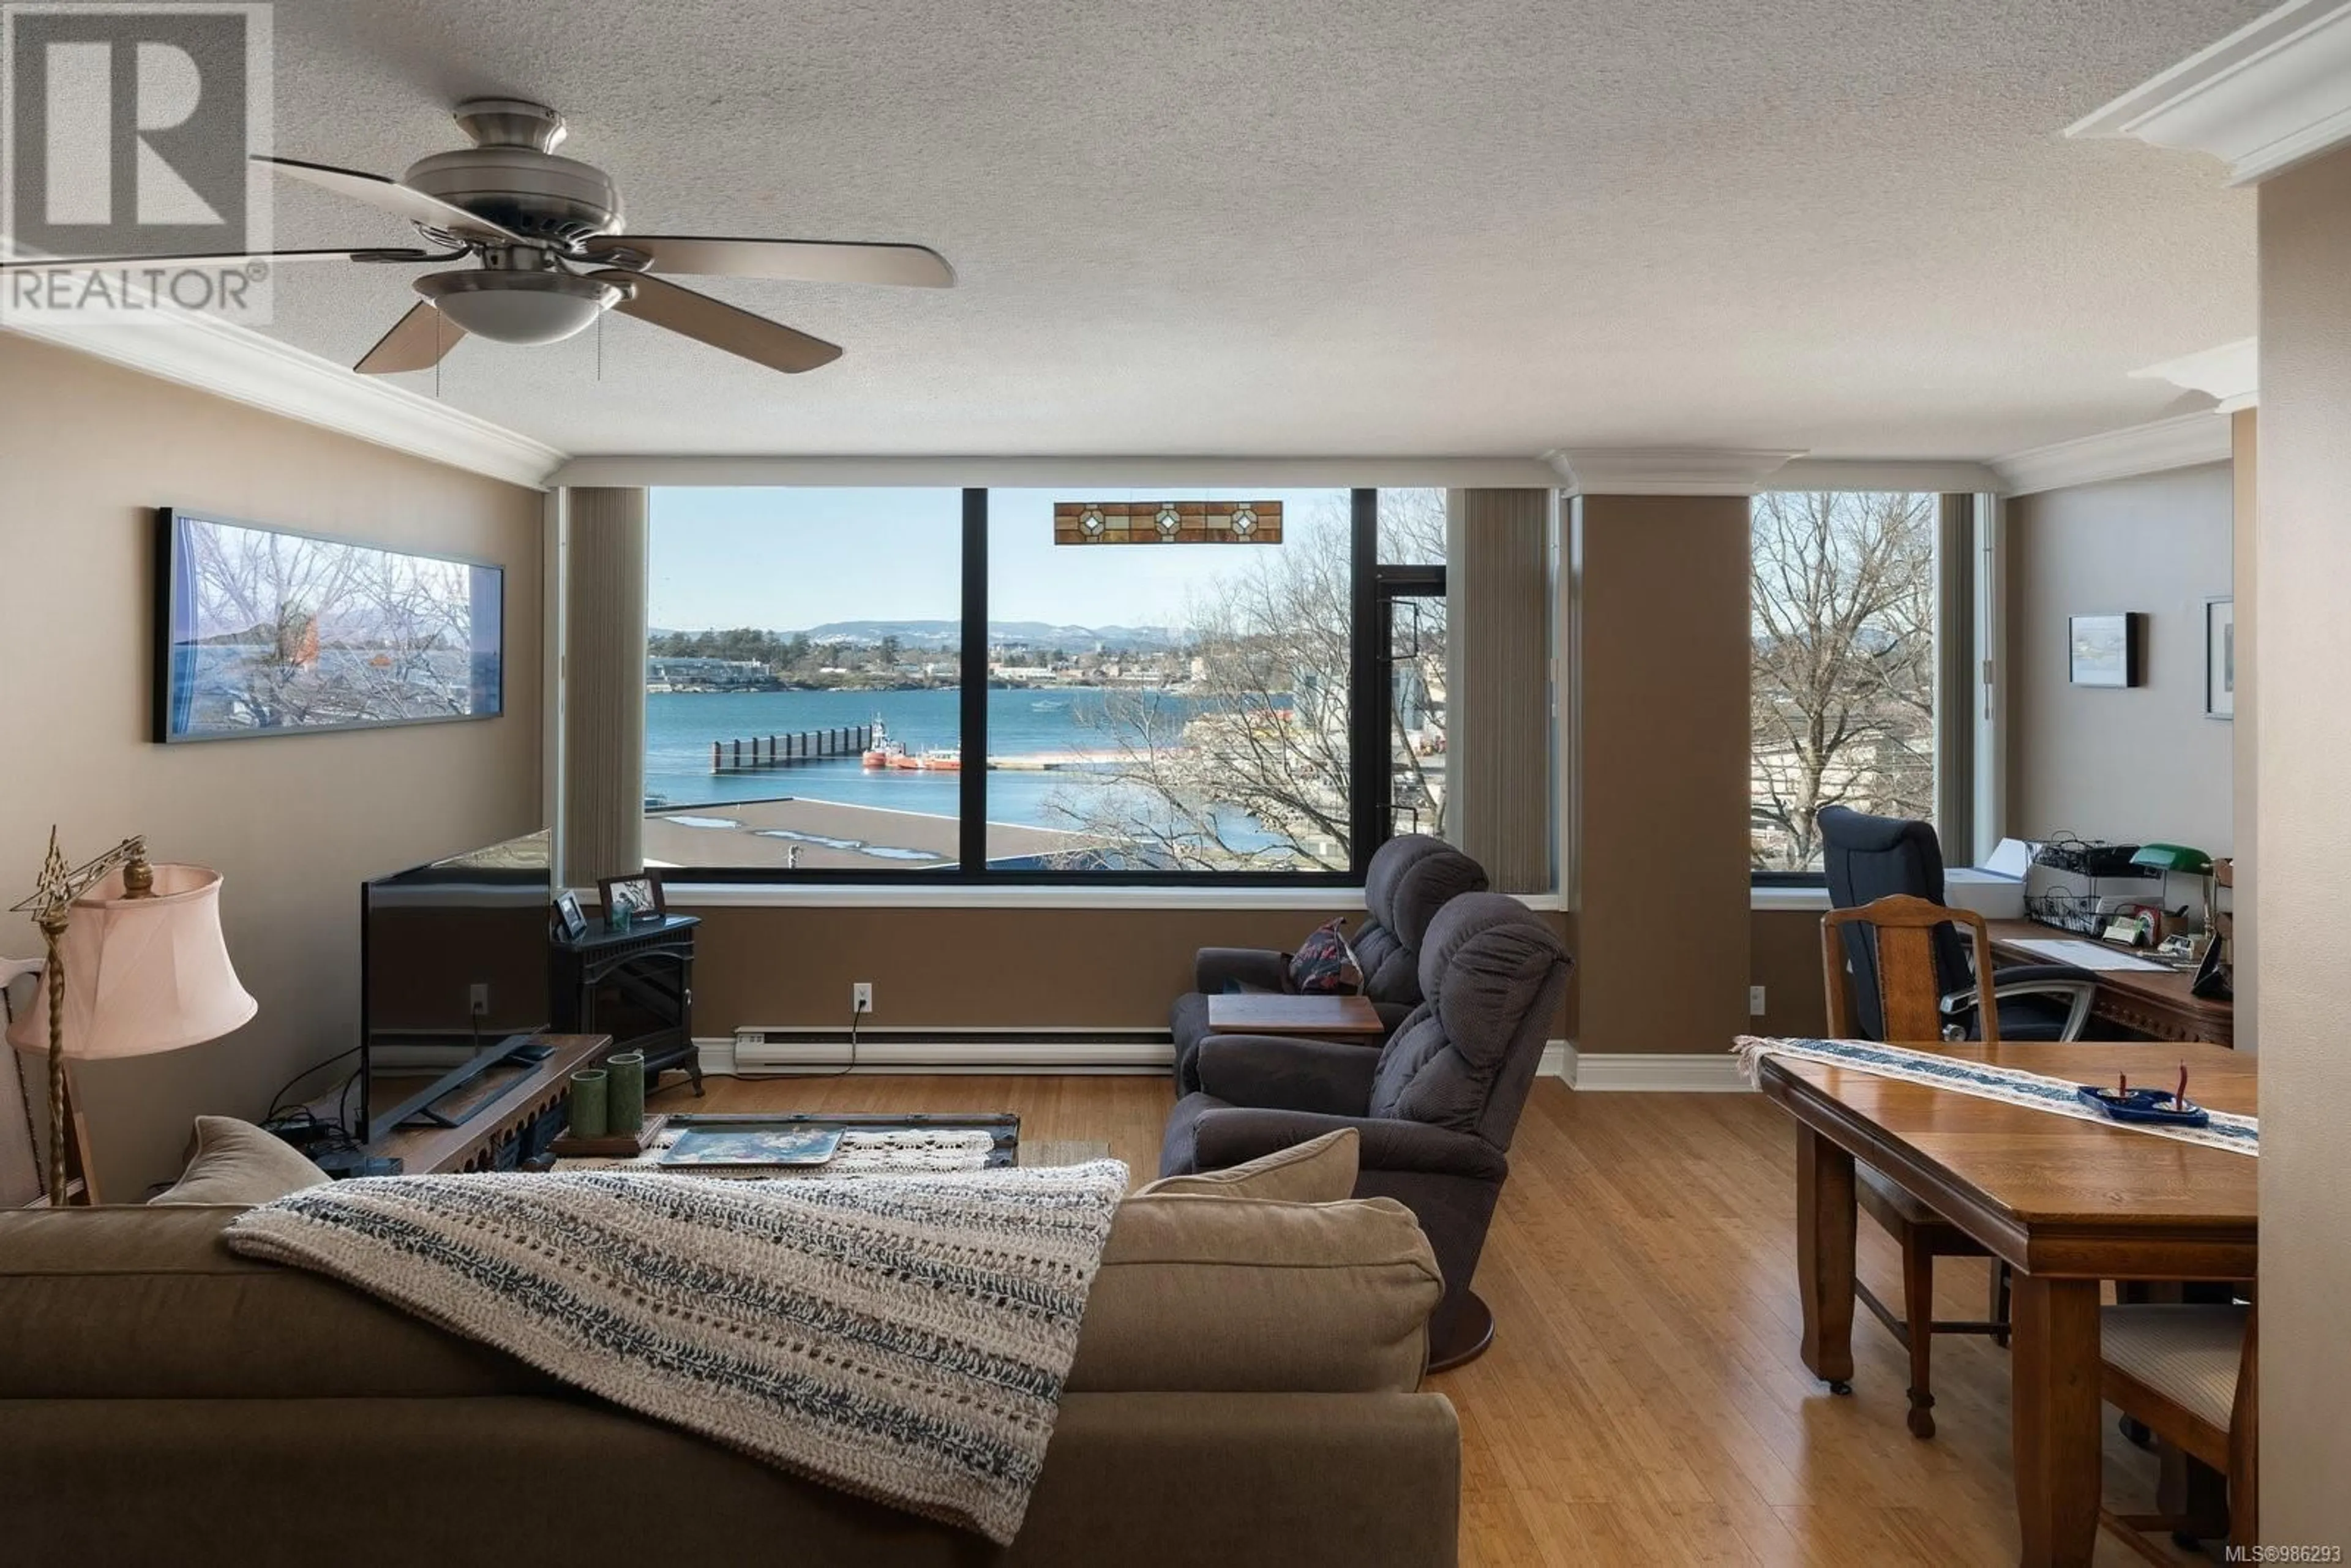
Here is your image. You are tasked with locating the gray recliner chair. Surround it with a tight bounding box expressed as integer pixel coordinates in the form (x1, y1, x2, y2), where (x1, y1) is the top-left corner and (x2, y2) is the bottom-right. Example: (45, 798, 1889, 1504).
(1160, 892, 1571, 1369)
(1169, 835, 1488, 1093)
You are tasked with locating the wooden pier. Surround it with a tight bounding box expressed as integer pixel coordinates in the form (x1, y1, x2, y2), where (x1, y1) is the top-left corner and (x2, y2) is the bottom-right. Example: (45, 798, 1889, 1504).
(710, 724, 873, 774)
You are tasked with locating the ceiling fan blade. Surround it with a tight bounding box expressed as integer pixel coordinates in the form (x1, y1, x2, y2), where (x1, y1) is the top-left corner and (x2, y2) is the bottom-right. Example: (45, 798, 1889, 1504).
(354, 302, 465, 375)
(0, 246, 438, 273)
(580, 234, 954, 288)
(597, 271, 842, 374)
(256, 156, 527, 246)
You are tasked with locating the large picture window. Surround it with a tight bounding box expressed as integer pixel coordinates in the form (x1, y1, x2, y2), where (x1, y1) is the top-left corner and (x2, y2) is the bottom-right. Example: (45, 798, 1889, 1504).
(645, 488, 964, 873)
(1749, 490, 1938, 875)
(645, 487, 1452, 882)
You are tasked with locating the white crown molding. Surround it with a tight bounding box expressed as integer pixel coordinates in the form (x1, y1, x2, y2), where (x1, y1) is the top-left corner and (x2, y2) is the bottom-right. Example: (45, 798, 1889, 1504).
(3, 315, 564, 489)
(550, 454, 1564, 489)
(2068, 0, 2351, 184)
(1767, 458, 2003, 494)
(1547, 446, 1804, 496)
(2131, 337, 2260, 412)
(1990, 412, 2234, 496)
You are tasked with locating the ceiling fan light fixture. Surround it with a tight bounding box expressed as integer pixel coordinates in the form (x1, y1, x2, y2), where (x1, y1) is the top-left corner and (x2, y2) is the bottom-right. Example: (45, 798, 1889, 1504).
(412, 269, 622, 345)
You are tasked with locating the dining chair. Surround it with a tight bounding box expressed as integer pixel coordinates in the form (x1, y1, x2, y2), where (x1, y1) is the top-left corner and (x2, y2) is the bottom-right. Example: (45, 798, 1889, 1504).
(2099, 1300, 2257, 1558)
(1820, 892, 2012, 1438)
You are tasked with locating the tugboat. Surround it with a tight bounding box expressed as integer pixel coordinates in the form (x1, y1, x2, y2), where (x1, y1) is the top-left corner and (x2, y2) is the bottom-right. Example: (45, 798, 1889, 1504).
(860, 716, 906, 770)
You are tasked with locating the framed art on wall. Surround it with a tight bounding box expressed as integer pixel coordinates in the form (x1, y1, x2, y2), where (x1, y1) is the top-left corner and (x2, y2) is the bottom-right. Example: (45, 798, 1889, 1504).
(2205, 596, 2235, 719)
(2068, 612, 2142, 688)
(155, 509, 504, 743)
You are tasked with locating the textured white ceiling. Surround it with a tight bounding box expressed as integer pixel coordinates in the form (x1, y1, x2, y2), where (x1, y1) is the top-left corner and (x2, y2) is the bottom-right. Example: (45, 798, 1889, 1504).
(245, 0, 2264, 460)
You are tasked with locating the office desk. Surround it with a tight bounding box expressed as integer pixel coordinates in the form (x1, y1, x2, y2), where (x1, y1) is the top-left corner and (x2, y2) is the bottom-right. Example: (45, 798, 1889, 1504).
(1759, 1040, 2256, 1567)
(1988, 917, 2233, 1046)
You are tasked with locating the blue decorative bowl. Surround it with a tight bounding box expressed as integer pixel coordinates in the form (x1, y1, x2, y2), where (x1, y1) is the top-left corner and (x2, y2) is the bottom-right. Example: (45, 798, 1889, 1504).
(2075, 1085, 2210, 1128)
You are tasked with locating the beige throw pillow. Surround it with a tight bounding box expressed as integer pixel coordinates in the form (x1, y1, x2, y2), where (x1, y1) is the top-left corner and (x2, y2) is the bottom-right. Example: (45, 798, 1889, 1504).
(1134, 1127, 1359, 1203)
(149, 1116, 331, 1206)
(1070, 1192, 1442, 1393)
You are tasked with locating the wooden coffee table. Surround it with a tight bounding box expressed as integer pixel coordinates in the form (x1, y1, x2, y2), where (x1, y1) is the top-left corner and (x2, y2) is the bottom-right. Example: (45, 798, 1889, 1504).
(1206, 994, 1385, 1036)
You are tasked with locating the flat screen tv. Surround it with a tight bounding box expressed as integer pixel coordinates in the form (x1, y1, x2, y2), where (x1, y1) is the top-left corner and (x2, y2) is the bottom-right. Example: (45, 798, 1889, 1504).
(155, 507, 503, 743)
(360, 831, 552, 1142)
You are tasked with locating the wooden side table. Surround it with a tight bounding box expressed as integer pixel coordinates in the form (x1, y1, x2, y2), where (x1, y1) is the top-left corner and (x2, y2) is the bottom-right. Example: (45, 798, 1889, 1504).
(552, 915, 702, 1094)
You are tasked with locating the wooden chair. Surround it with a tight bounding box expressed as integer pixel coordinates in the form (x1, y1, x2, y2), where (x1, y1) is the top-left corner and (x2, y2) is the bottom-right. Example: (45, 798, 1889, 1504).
(2099, 1300, 2257, 1559)
(1820, 893, 2012, 1438)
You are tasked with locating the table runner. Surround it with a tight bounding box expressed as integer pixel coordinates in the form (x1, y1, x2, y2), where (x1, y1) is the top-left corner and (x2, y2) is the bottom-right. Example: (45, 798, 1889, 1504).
(1734, 1036, 2257, 1156)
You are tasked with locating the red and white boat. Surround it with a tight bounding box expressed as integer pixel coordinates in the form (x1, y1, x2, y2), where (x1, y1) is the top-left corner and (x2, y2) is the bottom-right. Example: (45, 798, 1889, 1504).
(860, 716, 906, 769)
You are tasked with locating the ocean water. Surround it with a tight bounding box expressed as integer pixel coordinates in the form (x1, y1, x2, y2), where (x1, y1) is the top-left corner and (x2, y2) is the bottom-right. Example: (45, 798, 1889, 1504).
(645, 686, 1197, 828)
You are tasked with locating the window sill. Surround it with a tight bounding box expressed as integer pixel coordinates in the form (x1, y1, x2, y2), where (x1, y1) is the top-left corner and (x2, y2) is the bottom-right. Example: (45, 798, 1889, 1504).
(1751, 885, 1831, 912)
(659, 883, 1566, 913)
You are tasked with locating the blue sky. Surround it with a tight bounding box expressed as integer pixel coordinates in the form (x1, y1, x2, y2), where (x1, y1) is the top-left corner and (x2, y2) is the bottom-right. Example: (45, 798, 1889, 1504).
(648, 487, 1353, 631)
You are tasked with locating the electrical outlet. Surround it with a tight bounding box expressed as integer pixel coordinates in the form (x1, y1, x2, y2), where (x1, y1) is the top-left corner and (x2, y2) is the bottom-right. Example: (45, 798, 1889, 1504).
(469, 983, 490, 1016)
(1748, 985, 1767, 1017)
(852, 982, 874, 1015)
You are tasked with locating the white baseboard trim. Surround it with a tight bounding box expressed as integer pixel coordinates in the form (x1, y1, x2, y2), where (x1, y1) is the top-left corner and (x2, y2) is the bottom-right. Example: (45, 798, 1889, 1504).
(695, 1034, 1740, 1089)
(707, 1030, 1174, 1077)
(1556, 1043, 1752, 1092)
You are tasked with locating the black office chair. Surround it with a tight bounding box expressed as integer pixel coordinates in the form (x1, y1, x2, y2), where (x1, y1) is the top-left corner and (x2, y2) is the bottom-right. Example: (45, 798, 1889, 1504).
(1817, 806, 2097, 1042)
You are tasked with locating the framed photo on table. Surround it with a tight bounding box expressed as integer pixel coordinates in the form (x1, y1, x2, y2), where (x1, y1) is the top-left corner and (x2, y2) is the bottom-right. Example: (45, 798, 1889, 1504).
(552, 889, 590, 943)
(596, 871, 667, 928)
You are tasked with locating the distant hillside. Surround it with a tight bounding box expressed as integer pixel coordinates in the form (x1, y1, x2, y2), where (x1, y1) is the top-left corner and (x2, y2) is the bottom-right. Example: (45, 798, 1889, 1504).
(677, 619, 1184, 651)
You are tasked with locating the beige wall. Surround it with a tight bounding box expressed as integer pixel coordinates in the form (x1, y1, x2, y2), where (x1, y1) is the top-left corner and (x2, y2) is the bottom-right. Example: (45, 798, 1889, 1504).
(680, 901, 1574, 1036)
(2004, 463, 2235, 852)
(2253, 144, 2351, 1543)
(1749, 910, 1829, 1038)
(0, 333, 544, 1201)
(1572, 495, 1752, 1056)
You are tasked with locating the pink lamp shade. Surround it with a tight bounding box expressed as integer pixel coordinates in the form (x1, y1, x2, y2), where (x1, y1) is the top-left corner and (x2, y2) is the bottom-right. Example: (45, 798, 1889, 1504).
(4, 864, 255, 1057)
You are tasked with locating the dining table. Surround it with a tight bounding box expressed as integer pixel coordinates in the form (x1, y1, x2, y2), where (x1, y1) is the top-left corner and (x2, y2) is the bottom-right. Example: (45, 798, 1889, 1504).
(1755, 1039, 2257, 1567)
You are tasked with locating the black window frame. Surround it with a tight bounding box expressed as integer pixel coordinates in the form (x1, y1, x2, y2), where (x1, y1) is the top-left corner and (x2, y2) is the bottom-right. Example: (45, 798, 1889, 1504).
(662, 486, 1418, 887)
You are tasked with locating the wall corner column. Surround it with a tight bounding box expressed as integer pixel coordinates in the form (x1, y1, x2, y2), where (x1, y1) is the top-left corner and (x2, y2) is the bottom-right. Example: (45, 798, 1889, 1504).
(1567, 486, 1755, 1058)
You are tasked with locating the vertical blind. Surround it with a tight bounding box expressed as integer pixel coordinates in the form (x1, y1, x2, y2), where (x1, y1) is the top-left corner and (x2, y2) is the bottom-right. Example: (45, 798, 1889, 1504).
(1448, 489, 1554, 893)
(561, 487, 650, 890)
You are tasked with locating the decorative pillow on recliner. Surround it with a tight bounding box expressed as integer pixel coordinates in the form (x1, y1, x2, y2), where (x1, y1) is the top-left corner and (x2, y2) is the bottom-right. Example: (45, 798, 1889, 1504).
(1286, 918, 1363, 994)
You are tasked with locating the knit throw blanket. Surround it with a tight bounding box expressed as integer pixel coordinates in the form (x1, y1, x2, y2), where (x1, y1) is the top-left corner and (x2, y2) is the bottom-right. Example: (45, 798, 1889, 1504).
(225, 1161, 1128, 1543)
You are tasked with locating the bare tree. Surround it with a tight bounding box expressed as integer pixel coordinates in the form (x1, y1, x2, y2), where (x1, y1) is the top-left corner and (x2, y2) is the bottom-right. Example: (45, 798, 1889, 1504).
(1749, 491, 1936, 871)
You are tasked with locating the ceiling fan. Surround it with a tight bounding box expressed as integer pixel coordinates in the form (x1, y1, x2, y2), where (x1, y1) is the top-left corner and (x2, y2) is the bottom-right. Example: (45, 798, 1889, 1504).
(0, 98, 954, 375)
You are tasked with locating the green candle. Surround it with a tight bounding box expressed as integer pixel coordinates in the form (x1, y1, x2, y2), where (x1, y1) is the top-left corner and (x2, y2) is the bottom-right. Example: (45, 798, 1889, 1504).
(568, 1069, 609, 1140)
(607, 1051, 645, 1135)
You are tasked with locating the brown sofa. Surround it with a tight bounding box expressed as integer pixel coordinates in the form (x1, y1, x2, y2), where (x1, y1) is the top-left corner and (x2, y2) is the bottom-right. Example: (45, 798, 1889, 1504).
(0, 1194, 1459, 1567)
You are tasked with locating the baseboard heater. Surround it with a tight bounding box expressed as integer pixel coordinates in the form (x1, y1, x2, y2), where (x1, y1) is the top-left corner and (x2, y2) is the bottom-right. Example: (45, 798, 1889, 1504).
(728, 1026, 1174, 1075)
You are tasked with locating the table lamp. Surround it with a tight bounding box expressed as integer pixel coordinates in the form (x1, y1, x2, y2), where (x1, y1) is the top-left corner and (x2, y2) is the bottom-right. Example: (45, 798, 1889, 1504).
(6, 831, 255, 1204)
(2129, 842, 2216, 937)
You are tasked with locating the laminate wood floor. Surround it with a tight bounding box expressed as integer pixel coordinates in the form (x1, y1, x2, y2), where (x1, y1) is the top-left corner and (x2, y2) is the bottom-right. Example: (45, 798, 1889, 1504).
(649, 1071, 2201, 1566)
